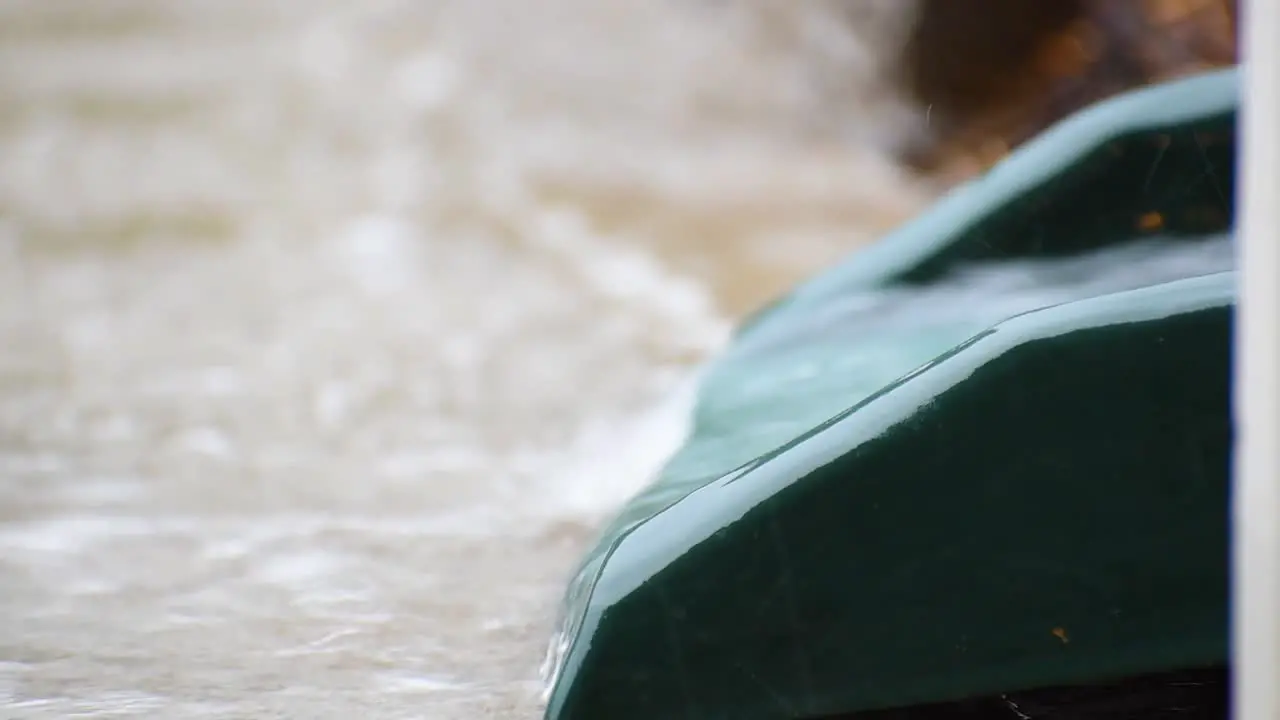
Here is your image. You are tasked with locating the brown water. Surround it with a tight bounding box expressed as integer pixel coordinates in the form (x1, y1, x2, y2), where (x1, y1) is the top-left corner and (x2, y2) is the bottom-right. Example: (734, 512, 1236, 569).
(0, 2, 932, 717)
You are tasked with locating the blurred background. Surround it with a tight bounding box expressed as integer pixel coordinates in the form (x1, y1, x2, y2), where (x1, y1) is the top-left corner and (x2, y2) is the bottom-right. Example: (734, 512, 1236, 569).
(0, 1, 1235, 718)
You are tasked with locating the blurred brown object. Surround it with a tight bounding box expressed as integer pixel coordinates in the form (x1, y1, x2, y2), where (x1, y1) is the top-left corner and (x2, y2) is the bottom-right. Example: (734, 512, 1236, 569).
(896, 0, 1238, 181)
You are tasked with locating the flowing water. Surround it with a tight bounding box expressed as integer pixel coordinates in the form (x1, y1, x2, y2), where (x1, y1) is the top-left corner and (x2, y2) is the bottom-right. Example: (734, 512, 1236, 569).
(0, 2, 932, 718)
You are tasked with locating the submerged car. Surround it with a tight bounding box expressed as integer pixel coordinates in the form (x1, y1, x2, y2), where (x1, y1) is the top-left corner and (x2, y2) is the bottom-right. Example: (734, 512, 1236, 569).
(543, 67, 1237, 720)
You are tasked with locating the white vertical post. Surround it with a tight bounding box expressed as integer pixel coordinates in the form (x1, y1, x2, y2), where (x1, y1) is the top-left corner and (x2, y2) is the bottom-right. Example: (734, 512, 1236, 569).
(1235, 0, 1280, 717)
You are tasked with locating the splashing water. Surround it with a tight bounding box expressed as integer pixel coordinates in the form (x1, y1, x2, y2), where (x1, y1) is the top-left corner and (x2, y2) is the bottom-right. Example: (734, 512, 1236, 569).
(0, 2, 928, 718)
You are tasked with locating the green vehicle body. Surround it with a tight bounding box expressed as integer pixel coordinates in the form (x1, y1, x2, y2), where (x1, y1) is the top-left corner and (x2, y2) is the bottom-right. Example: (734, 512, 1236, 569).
(543, 68, 1238, 720)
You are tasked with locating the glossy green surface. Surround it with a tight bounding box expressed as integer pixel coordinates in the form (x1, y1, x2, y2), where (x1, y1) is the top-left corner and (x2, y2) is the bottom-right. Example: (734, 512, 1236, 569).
(551, 273, 1233, 720)
(543, 68, 1237, 720)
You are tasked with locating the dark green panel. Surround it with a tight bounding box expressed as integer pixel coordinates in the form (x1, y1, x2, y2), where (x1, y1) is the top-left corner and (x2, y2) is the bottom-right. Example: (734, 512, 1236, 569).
(547, 273, 1233, 720)
(671, 68, 1238, 521)
(542, 68, 1239, 720)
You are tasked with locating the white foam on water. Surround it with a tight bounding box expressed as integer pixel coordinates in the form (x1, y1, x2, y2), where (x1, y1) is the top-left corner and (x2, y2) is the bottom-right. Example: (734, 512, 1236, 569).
(375, 671, 471, 694)
(0, 2, 923, 718)
(529, 371, 706, 523)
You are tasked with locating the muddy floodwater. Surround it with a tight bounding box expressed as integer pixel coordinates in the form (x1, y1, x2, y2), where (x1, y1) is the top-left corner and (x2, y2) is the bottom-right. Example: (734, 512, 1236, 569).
(0, 2, 933, 718)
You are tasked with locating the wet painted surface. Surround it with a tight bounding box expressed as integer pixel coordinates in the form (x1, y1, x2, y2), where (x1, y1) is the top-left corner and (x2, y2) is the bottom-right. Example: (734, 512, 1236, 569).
(549, 271, 1233, 720)
(545, 72, 1236, 720)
